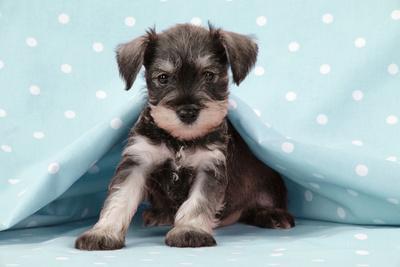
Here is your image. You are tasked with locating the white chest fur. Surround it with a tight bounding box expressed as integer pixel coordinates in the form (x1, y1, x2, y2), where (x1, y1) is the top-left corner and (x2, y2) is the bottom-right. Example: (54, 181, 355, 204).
(123, 136, 226, 174)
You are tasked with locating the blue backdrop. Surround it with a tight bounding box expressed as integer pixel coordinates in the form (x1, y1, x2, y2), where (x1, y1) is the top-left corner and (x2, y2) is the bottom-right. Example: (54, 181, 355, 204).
(0, 1, 400, 266)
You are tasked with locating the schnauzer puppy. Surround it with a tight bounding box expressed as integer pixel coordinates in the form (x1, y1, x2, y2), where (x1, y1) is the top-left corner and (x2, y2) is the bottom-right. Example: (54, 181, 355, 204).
(75, 23, 294, 250)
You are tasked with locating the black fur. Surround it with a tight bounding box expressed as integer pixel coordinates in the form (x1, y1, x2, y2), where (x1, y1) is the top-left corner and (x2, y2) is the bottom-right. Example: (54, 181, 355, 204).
(75, 23, 294, 251)
(119, 24, 293, 243)
(165, 227, 216, 247)
(75, 231, 125, 251)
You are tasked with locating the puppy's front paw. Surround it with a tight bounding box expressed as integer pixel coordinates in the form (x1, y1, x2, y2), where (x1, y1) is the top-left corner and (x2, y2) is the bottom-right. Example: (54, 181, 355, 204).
(75, 229, 125, 250)
(165, 226, 216, 248)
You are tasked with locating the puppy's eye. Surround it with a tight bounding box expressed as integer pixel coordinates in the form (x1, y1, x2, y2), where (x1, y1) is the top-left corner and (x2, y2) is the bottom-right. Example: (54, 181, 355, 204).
(158, 74, 169, 84)
(204, 71, 215, 82)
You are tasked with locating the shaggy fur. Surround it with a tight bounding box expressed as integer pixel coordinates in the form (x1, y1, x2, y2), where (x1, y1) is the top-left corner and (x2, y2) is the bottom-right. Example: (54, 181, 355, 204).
(75, 23, 294, 250)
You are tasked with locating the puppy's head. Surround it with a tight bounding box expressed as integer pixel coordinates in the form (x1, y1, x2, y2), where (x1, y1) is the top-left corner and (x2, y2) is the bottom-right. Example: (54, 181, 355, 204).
(116, 24, 258, 140)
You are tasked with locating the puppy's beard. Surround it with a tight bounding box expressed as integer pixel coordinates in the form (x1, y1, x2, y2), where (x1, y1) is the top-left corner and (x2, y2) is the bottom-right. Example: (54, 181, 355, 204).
(150, 100, 228, 140)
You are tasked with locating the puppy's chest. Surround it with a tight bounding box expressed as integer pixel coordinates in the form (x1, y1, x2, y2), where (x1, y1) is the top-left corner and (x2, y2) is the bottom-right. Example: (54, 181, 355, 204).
(148, 146, 196, 205)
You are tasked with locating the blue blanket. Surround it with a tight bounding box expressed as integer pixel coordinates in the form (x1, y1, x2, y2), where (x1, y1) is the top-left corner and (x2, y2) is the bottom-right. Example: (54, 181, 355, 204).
(1, 0, 399, 265)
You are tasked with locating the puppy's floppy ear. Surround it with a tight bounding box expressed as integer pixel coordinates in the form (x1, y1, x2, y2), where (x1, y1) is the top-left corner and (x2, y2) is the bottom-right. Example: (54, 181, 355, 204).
(216, 30, 258, 85)
(116, 28, 157, 90)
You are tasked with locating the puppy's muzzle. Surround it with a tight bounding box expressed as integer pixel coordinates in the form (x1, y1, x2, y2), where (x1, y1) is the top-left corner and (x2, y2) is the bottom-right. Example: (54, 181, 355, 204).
(176, 104, 200, 124)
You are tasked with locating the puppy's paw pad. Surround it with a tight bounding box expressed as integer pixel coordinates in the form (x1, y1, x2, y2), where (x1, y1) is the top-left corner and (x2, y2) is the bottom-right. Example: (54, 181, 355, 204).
(75, 230, 124, 251)
(165, 227, 216, 247)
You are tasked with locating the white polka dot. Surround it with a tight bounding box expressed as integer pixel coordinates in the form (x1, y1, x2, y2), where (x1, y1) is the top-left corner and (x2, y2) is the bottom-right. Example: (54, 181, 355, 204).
(319, 64, 331, 74)
(64, 110, 76, 119)
(281, 142, 294, 154)
(386, 115, 398, 125)
(0, 60, 4, 69)
(256, 16, 267, 26)
(190, 17, 202, 26)
(355, 250, 369, 256)
(354, 37, 366, 48)
(347, 189, 359, 197)
(96, 90, 107, 99)
(110, 118, 123, 129)
(88, 165, 100, 174)
(270, 253, 283, 257)
(254, 66, 265, 76)
(124, 16, 136, 27)
(8, 179, 20, 185)
(352, 140, 363, 146)
(312, 173, 325, 179)
(26, 221, 38, 227)
(316, 114, 328, 125)
(304, 190, 313, 202)
(337, 207, 346, 219)
(61, 64, 72, 74)
(29, 85, 41, 95)
(357, 264, 369, 267)
(355, 164, 368, 177)
(309, 182, 320, 189)
(322, 13, 334, 24)
(26, 37, 38, 47)
(140, 259, 153, 262)
(264, 122, 272, 128)
(285, 91, 297, 101)
(47, 162, 60, 174)
(275, 164, 286, 171)
(147, 252, 161, 255)
(352, 90, 364, 101)
(92, 42, 104, 52)
(81, 208, 89, 218)
(386, 156, 397, 162)
(391, 9, 400, 20)
(387, 63, 399, 75)
(0, 109, 6, 117)
(387, 198, 399, 205)
(1, 145, 12, 153)
(17, 189, 27, 197)
(373, 218, 385, 224)
(253, 109, 261, 117)
(55, 256, 69, 261)
(288, 42, 300, 52)
(58, 13, 70, 24)
(273, 248, 287, 252)
(354, 233, 368, 240)
(33, 131, 45, 139)
(228, 99, 237, 109)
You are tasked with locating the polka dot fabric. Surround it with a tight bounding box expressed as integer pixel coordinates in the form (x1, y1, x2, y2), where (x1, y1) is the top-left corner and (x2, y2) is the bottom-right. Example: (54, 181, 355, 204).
(0, 0, 400, 265)
(2, 214, 400, 267)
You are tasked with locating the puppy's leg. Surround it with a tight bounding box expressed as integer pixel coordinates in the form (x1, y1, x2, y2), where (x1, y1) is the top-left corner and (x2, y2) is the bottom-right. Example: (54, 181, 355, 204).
(75, 136, 170, 250)
(165, 154, 227, 247)
(143, 208, 175, 227)
(240, 207, 295, 229)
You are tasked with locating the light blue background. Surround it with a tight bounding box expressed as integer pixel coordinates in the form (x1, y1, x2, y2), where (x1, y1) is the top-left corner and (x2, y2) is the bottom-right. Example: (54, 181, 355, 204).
(0, 0, 399, 266)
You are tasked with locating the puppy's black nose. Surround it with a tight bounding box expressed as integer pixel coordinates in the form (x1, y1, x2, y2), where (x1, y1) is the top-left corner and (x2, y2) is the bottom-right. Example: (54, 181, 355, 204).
(177, 104, 200, 124)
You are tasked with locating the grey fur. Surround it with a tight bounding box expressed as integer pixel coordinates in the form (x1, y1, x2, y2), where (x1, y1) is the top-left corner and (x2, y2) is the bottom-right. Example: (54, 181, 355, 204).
(75, 23, 293, 250)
